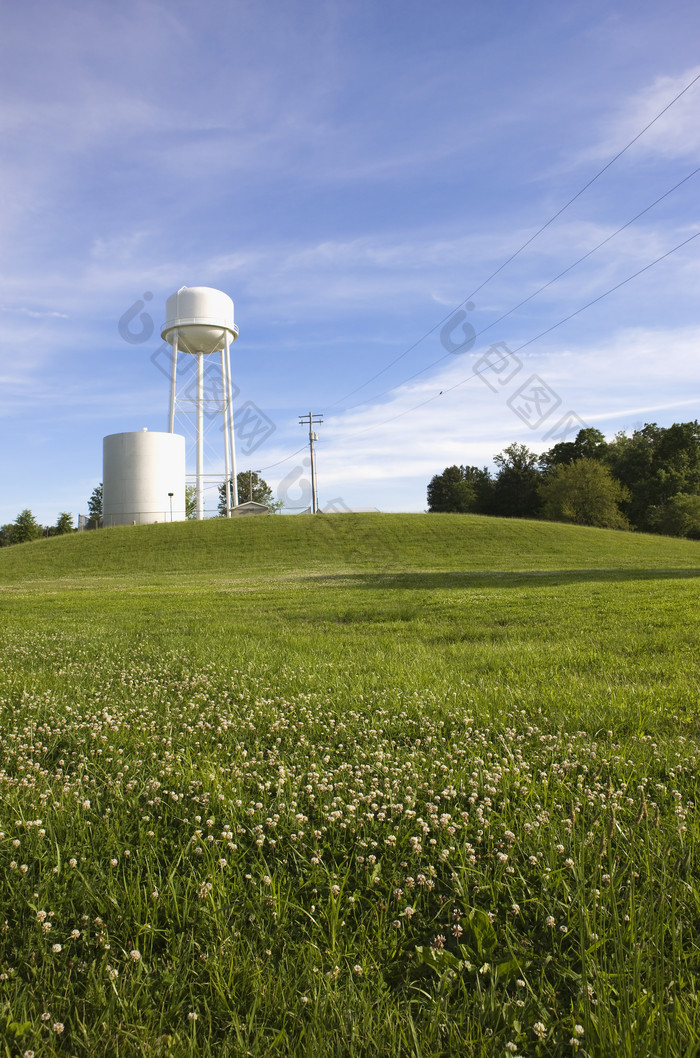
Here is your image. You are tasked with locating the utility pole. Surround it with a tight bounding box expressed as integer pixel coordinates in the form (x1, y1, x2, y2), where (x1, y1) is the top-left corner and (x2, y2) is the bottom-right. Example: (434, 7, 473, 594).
(299, 411, 323, 513)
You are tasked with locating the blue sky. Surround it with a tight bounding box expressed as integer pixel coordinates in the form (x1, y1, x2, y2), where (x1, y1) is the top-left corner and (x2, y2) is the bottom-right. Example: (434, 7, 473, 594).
(2, 0, 700, 522)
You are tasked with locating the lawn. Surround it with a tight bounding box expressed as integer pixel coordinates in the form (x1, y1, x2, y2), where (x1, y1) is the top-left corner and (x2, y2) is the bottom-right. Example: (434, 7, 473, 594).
(0, 514, 699, 1056)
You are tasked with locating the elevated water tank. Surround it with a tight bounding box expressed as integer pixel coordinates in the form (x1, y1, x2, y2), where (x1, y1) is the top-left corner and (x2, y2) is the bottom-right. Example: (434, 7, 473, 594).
(161, 286, 238, 356)
(103, 430, 186, 526)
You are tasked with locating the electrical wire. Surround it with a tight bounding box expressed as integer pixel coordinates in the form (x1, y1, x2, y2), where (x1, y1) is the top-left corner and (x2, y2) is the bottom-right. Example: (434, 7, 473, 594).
(339, 163, 700, 414)
(328, 69, 700, 410)
(340, 228, 700, 439)
(256, 444, 309, 472)
(196, 72, 700, 489)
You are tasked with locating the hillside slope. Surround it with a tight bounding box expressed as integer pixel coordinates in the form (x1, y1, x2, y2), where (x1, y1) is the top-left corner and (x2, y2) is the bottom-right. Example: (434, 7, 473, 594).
(0, 513, 698, 586)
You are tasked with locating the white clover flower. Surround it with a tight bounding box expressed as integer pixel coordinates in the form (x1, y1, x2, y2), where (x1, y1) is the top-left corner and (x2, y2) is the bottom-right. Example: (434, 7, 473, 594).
(52, 1023, 64, 1034)
(546, 916, 555, 928)
(51, 944, 62, 953)
(129, 950, 141, 962)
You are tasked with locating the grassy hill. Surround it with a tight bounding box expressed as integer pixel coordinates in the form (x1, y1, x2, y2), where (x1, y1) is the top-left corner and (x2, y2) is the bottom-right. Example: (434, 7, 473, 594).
(1, 511, 699, 586)
(1, 513, 700, 1055)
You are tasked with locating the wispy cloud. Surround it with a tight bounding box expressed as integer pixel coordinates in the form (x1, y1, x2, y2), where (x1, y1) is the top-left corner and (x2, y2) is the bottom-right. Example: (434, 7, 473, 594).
(586, 65, 700, 163)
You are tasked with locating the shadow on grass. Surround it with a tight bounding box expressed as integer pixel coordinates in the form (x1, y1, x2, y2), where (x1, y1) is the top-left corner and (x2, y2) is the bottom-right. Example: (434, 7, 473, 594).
(308, 568, 700, 591)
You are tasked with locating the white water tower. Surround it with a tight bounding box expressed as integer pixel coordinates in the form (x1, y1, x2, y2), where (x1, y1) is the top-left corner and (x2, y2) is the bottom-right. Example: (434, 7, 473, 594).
(161, 286, 239, 520)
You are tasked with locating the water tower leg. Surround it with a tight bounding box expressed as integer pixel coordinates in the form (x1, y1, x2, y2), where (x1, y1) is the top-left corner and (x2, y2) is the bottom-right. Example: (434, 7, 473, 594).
(221, 348, 232, 517)
(168, 332, 179, 433)
(196, 354, 204, 520)
(225, 332, 238, 507)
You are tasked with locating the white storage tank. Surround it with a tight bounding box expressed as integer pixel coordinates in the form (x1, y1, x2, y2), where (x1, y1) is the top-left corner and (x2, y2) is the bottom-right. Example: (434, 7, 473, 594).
(103, 430, 186, 526)
(161, 285, 238, 356)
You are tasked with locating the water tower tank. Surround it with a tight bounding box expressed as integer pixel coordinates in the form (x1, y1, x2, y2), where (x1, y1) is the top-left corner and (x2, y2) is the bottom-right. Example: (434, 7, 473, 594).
(161, 286, 238, 356)
(161, 285, 240, 521)
(103, 430, 186, 526)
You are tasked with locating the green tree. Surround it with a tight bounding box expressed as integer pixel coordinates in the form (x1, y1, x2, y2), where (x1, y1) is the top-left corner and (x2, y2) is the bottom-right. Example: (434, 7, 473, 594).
(491, 443, 541, 518)
(539, 428, 608, 472)
(87, 483, 103, 529)
(605, 422, 700, 531)
(648, 493, 700, 539)
(55, 512, 74, 535)
(217, 472, 281, 515)
(427, 465, 492, 513)
(12, 509, 42, 544)
(539, 458, 629, 529)
(185, 486, 197, 519)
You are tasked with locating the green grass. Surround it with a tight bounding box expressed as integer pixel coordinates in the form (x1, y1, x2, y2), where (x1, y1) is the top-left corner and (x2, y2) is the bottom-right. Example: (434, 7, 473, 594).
(2, 512, 700, 584)
(0, 514, 699, 1056)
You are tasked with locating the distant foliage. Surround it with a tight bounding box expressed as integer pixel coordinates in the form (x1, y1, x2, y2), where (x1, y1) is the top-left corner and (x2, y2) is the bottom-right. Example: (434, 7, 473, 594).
(539, 459, 629, 529)
(11, 509, 42, 544)
(605, 422, 700, 532)
(491, 443, 541, 519)
(426, 465, 491, 513)
(184, 486, 197, 519)
(217, 472, 282, 515)
(428, 422, 700, 537)
(537, 427, 608, 471)
(648, 493, 700, 540)
(87, 483, 103, 529)
(55, 512, 74, 535)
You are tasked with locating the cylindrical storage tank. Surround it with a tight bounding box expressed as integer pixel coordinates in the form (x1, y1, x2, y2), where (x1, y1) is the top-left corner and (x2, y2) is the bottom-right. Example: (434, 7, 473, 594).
(103, 430, 186, 527)
(161, 285, 238, 355)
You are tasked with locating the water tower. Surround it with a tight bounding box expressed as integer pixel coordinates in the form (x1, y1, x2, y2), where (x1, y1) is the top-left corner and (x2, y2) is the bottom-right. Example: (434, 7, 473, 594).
(161, 286, 239, 519)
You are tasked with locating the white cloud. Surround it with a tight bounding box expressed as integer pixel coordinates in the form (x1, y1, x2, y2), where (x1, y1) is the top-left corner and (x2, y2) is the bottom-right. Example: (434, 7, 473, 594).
(589, 66, 700, 163)
(269, 324, 700, 511)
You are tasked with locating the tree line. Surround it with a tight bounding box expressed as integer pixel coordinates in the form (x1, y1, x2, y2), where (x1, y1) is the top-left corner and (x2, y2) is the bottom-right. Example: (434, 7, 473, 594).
(0, 510, 74, 546)
(427, 422, 700, 538)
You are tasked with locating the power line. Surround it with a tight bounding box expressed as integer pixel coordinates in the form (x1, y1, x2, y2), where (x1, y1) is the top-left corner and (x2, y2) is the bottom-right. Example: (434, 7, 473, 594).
(340, 163, 700, 413)
(328, 69, 700, 410)
(256, 444, 308, 472)
(341, 228, 700, 439)
(230, 72, 700, 486)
